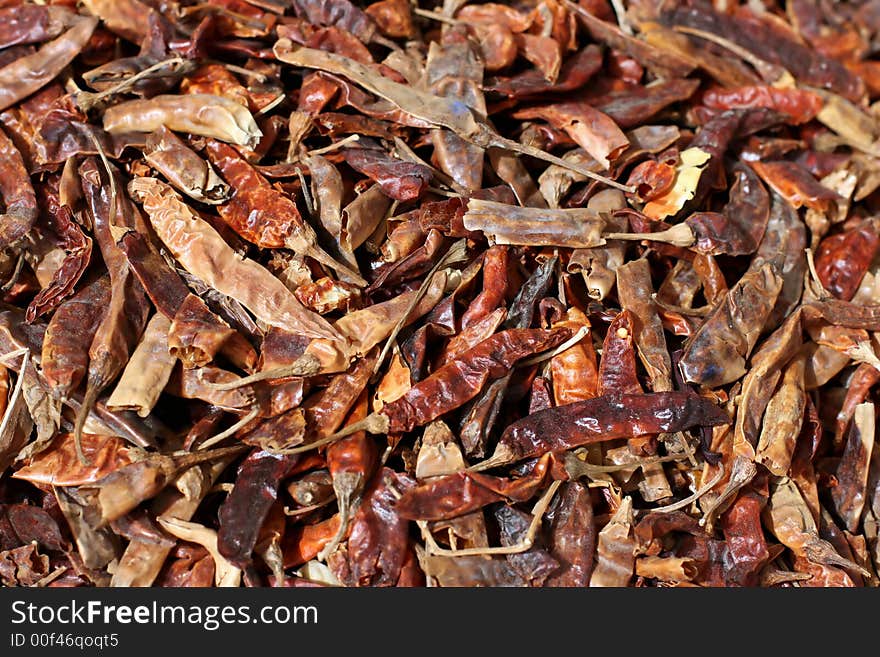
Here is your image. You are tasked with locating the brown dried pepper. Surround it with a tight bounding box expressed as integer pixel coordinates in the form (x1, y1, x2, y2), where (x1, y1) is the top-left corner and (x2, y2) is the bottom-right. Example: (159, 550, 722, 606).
(76, 157, 151, 461)
(598, 310, 641, 396)
(832, 403, 875, 533)
(460, 256, 557, 458)
(143, 126, 230, 205)
(323, 391, 377, 559)
(343, 468, 416, 586)
(685, 164, 770, 257)
(425, 29, 486, 193)
(678, 264, 783, 388)
(460, 245, 509, 330)
(217, 450, 302, 568)
(720, 485, 771, 587)
(814, 222, 880, 301)
(550, 307, 599, 405)
(544, 480, 596, 587)
(40, 276, 111, 401)
(25, 201, 92, 323)
(0, 122, 38, 251)
(490, 392, 730, 465)
(342, 143, 433, 202)
(0, 15, 97, 112)
(749, 160, 841, 213)
(0, 6, 67, 50)
(397, 452, 555, 521)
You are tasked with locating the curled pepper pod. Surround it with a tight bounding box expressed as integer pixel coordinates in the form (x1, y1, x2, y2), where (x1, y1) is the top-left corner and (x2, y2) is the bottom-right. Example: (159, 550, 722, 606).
(143, 126, 230, 205)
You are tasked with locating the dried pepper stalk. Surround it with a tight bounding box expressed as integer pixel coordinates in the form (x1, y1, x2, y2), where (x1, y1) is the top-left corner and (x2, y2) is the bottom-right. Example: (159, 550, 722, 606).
(1, 0, 879, 589)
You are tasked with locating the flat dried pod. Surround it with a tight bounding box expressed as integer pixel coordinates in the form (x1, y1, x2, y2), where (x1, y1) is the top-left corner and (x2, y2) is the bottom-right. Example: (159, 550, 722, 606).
(678, 264, 783, 388)
(104, 94, 262, 148)
(13, 433, 135, 487)
(0, 15, 97, 112)
(590, 497, 635, 587)
(462, 199, 604, 248)
(0, 126, 38, 251)
(143, 126, 230, 204)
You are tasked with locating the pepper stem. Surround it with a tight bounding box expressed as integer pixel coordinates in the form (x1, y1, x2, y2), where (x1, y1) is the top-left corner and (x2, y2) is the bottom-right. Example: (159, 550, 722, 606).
(278, 414, 390, 455)
(605, 223, 695, 248)
(467, 443, 516, 472)
(196, 407, 261, 450)
(73, 379, 100, 466)
(171, 444, 249, 468)
(305, 244, 367, 287)
(206, 354, 321, 391)
(317, 473, 361, 562)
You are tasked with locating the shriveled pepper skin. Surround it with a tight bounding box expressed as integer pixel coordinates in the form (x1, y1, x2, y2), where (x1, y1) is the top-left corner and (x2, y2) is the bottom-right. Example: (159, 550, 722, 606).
(498, 392, 730, 461)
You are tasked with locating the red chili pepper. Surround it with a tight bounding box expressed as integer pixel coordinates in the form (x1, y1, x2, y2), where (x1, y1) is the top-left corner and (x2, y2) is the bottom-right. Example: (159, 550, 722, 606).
(461, 245, 509, 330)
(492, 392, 729, 464)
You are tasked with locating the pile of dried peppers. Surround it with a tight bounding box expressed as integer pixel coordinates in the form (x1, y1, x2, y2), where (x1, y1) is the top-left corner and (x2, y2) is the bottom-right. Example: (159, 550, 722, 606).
(0, 0, 879, 588)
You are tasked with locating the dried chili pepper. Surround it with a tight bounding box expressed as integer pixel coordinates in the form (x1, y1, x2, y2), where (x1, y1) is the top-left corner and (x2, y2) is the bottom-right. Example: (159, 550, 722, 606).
(0, 15, 97, 112)
(115, 228, 248, 368)
(319, 327, 571, 445)
(486, 392, 729, 466)
(678, 264, 783, 388)
(217, 450, 301, 568)
(41, 276, 111, 401)
(0, 126, 38, 251)
(75, 157, 152, 463)
(206, 139, 365, 284)
(25, 200, 92, 323)
(460, 255, 557, 458)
